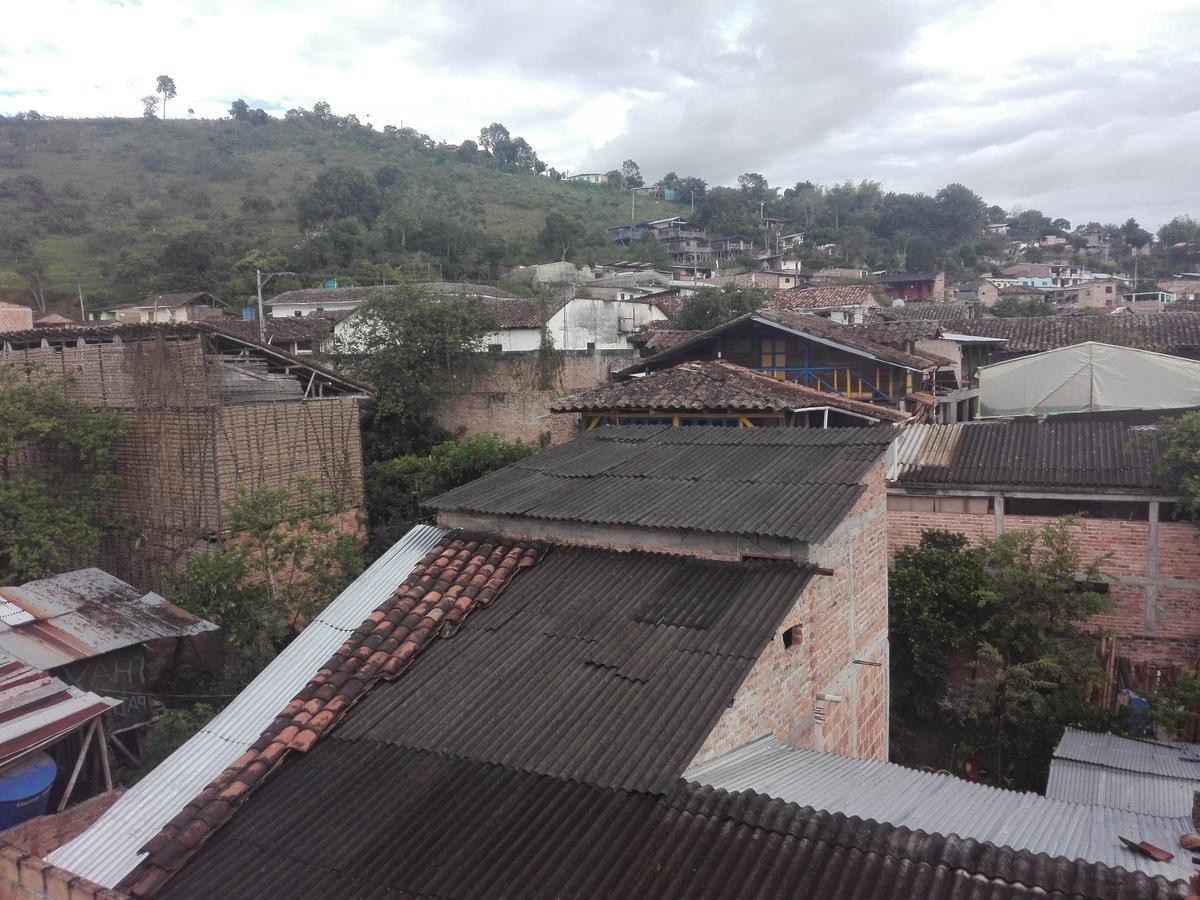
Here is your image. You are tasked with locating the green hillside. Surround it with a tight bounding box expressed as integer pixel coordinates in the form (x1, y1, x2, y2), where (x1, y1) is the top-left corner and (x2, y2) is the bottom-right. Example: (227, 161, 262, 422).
(0, 112, 686, 313)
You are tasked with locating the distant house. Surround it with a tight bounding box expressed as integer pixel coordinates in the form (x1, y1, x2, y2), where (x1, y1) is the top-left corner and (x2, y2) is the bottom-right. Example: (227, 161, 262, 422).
(1044, 277, 1123, 309)
(708, 235, 755, 261)
(982, 222, 1008, 235)
(810, 266, 868, 283)
(551, 359, 911, 429)
(1156, 278, 1200, 303)
(876, 271, 945, 303)
(89, 292, 229, 325)
(620, 307, 947, 409)
(267, 285, 390, 318)
(1039, 234, 1068, 248)
(481, 293, 670, 352)
(707, 269, 800, 290)
(759, 215, 786, 230)
(564, 172, 608, 184)
(954, 278, 999, 306)
(33, 312, 75, 327)
(0, 300, 34, 331)
(778, 231, 805, 251)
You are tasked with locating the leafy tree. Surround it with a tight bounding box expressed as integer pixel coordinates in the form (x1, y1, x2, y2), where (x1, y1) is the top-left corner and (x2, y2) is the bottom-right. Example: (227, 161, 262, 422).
(0, 369, 126, 582)
(229, 99, 250, 120)
(934, 183, 986, 245)
(156, 75, 177, 120)
(335, 285, 498, 461)
(456, 139, 479, 162)
(990, 295, 1055, 318)
(365, 434, 533, 555)
(296, 165, 381, 228)
(737, 172, 771, 202)
(674, 284, 764, 330)
(621, 159, 644, 188)
(140, 94, 159, 119)
(538, 210, 588, 261)
(1159, 215, 1200, 246)
(1152, 411, 1200, 522)
(167, 478, 362, 652)
(1122, 217, 1153, 250)
(891, 523, 1118, 787)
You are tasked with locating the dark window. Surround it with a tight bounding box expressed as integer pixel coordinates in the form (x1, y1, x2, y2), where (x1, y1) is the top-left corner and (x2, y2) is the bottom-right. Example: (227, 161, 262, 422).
(586, 341, 596, 351)
(782, 624, 802, 649)
(488, 343, 503, 355)
(1076, 580, 1110, 595)
(1004, 497, 1149, 520)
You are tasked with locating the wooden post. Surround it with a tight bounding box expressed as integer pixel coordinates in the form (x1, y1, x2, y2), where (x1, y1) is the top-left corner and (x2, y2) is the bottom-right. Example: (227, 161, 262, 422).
(96, 718, 113, 792)
(58, 718, 99, 812)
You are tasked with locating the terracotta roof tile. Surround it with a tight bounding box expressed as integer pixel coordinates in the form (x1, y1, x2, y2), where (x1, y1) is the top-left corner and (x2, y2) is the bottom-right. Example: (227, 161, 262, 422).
(123, 535, 541, 897)
(765, 284, 878, 310)
(550, 360, 909, 421)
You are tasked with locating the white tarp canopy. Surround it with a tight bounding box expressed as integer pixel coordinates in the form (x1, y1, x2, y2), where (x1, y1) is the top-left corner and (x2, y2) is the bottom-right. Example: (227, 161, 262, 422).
(978, 341, 1200, 417)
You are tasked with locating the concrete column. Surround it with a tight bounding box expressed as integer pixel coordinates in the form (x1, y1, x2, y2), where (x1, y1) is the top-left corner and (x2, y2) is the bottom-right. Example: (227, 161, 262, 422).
(993, 494, 1005, 538)
(1145, 501, 1160, 636)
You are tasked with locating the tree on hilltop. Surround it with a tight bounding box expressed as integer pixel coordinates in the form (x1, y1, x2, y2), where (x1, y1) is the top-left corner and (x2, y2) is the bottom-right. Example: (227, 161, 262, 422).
(156, 75, 177, 120)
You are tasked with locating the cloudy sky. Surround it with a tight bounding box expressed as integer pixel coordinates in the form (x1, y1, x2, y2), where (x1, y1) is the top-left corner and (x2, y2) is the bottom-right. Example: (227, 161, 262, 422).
(3, 0, 1198, 227)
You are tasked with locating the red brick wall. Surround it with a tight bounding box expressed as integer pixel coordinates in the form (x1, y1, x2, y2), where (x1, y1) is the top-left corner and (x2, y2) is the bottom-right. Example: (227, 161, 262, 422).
(435, 351, 638, 446)
(887, 504, 1200, 666)
(0, 304, 34, 331)
(0, 842, 122, 900)
(690, 460, 891, 765)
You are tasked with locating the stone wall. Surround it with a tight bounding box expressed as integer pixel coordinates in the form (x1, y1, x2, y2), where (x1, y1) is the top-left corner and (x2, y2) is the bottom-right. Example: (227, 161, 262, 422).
(435, 350, 637, 446)
(887, 501, 1200, 667)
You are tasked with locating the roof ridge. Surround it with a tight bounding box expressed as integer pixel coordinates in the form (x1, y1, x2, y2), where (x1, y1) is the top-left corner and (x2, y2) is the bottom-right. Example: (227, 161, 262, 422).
(122, 534, 544, 898)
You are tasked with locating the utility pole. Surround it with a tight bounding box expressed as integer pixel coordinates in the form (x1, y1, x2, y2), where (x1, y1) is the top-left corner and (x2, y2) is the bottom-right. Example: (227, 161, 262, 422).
(631, 188, 636, 223)
(75, 275, 85, 321)
(690, 190, 694, 215)
(256, 269, 296, 342)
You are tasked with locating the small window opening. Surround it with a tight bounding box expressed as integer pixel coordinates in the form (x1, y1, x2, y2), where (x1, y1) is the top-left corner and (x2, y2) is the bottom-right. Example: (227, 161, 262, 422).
(782, 624, 802, 649)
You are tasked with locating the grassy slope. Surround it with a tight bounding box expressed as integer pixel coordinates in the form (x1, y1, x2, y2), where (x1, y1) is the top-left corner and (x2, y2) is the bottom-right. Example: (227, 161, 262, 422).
(0, 117, 686, 309)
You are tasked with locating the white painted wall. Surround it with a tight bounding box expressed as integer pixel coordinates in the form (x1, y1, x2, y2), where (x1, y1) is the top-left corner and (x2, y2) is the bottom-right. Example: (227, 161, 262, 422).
(548, 297, 668, 350)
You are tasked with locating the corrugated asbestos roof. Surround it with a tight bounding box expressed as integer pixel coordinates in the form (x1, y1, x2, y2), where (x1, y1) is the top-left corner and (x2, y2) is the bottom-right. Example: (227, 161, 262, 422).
(1046, 728, 1200, 816)
(887, 421, 1169, 492)
(46, 525, 447, 889)
(685, 736, 1196, 884)
(124, 534, 543, 896)
(426, 425, 894, 543)
(0, 654, 119, 767)
(550, 359, 909, 421)
(0, 569, 217, 670)
(334, 547, 813, 792)
(160, 741, 1185, 900)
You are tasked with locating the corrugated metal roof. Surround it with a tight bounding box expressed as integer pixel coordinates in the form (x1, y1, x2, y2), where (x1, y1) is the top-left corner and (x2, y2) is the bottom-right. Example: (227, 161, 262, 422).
(427, 426, 894, 543)
(160, 740, 1185, 900)
(685, 736, 1196, 884)
(0, 569, 218, 670)
(46, 524, 447, 889)
(0, 655, 120, 767)
(1046, 728, 1200, 816)
(887, 421, 1169, 492)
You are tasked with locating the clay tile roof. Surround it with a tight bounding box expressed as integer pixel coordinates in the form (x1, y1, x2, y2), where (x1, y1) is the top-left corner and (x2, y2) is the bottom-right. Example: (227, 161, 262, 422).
(868, 302, 975, 322)
(122, 535, 542, 898)
(949, 312, 1200, 354)
(550, 360, 909, 421)
(480, 295, 567, 328)
(32, 312, 74, 326)
(765, 284, 878, 310)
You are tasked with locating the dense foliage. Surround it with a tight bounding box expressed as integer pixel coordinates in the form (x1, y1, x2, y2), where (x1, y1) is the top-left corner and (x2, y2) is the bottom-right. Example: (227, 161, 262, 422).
(673, 284, 766, 330)
(0, 369, 126, 582)
(890, 524, 1120, 788)
(167, 478, 362, 654)
(334, 284, 499, 462)
(365, 433, 534, 556)
(1152, 411, 1200, 523)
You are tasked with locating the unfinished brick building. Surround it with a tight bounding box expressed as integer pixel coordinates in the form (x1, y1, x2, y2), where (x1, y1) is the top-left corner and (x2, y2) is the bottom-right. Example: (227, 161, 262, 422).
(0, 323, 371, 591)
(427, 425, 896, 761)
(887, 420, 1200, 670)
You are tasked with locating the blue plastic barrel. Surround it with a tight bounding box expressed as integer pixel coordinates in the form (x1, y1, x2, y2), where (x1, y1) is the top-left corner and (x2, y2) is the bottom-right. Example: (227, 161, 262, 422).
(0, 752, 58, 829)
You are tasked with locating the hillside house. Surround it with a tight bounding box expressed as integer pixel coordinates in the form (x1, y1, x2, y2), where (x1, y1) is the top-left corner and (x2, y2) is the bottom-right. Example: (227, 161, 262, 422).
(564, 172, 607, 184)
(0, 322, 371, 591)
(480, 294, 670, 352)
(709, 235, 755, 260)
(954, 278, 999, 306)
(1044, 277, 1124, 309)
(876, 271, 945, 303)
(550, 359, 912, 429)
(621, 308, 947, 410)
(89, 292, 230, 325)
(778, 231, 805, 251)
(887, 419, 1200, 667)
(707, 269, 801, 290)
